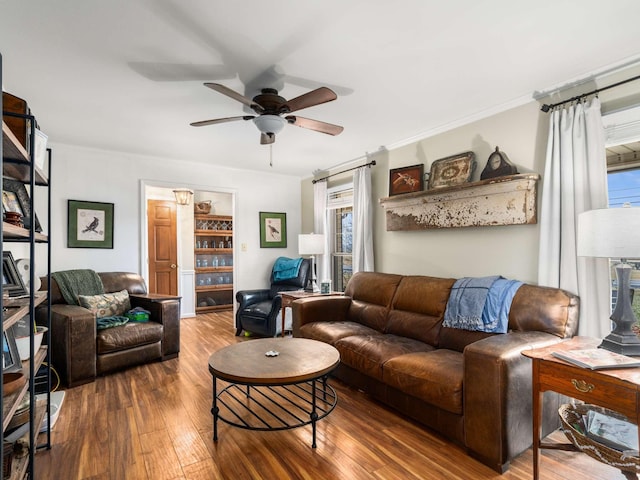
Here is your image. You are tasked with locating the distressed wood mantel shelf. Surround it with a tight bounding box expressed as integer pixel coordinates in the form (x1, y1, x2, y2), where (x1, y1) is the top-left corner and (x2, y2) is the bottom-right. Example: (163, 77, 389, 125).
(379, 173, 540, 231)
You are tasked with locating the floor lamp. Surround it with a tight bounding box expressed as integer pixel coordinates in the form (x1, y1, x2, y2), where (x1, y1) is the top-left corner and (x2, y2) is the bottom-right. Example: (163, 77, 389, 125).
(577, 204, 640, 356)
(298, 233, 325, 293)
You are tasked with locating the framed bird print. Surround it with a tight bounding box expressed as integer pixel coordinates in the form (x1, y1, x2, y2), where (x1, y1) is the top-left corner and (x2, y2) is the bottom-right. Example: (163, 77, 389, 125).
(67, 200, 114, 248)
(259, 212, 287, 248)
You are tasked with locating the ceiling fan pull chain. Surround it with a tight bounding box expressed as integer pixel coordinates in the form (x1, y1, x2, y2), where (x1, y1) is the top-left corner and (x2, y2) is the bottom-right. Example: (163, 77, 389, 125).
(270, 144, 273, 167)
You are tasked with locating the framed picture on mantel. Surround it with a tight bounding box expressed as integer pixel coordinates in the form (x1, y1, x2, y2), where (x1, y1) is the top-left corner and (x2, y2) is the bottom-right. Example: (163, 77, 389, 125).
(388, 164, 424, 196)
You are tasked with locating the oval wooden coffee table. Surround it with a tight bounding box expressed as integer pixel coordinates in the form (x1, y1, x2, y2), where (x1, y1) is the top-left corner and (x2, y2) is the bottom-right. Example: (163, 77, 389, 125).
(208, 337, 340, 448)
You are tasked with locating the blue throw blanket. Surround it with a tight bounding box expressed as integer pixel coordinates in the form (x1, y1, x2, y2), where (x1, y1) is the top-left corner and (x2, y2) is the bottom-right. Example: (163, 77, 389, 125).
(273, 257, 303, 282)
(443, 276, 523, 334)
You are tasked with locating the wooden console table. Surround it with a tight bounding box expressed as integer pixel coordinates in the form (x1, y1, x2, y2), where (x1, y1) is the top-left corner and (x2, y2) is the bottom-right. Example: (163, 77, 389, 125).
(279, 290, 343, 337)
(523, 337, 640, 480)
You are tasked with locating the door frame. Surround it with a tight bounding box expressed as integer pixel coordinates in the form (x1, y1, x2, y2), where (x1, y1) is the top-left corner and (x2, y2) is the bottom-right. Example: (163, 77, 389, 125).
(139, 179, 238, 318)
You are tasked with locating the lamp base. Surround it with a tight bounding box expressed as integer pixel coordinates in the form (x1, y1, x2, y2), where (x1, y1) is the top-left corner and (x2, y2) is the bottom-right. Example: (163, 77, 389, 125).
(601, 261, 640, 356)
(599, 332, 640, 357)
(305, 280, 320, 293)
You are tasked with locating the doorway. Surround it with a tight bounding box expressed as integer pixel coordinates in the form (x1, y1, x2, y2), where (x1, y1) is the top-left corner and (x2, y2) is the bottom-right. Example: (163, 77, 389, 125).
(147, 199, 178, 295)
(142, 182, 236, 318)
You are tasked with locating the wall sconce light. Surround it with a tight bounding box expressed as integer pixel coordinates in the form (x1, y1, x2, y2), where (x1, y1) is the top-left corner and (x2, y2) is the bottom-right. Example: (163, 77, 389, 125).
(173, 188, 194, 206)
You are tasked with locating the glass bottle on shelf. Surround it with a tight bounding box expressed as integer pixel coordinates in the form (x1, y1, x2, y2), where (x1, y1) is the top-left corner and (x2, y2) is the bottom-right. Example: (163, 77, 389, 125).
(219, 240, 224, 248)
(220, 257, 226, 267)
(196, 240, 201, 248)
(213, 256, 218, 267)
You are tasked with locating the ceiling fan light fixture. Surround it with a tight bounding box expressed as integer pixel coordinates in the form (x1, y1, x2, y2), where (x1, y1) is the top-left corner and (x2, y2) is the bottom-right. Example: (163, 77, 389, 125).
(253, 114, 286, 135)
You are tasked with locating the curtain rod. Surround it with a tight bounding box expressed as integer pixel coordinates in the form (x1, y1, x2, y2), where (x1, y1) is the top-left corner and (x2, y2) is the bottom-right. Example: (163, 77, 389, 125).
(312, 160, 376, 184)
(540, 74, 640, 112)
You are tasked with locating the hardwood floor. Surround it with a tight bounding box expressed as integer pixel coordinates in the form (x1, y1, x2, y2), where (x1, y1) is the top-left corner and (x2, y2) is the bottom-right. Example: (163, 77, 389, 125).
(34, 312, 633, 479)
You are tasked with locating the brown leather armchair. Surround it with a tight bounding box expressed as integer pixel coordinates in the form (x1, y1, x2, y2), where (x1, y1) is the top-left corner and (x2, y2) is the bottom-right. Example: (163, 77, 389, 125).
(36, 272, 181, 387)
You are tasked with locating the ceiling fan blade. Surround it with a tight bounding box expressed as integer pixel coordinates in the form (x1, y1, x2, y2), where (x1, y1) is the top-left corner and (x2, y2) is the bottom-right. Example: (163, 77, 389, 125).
(205, 83, 264, 113)
(260, 132, 276, 145)
(283, 87, 337, 113)
(190, 116, 254, 127)
(285, 116, 344, 136)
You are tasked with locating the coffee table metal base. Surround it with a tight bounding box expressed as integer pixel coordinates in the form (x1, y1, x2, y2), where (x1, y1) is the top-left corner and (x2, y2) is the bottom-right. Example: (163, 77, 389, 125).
(211, 376, 337, 448)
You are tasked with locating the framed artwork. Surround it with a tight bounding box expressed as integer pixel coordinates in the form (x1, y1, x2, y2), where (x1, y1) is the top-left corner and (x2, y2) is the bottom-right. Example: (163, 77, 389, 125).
(259, 212, 287, 248)
(2, 251, 28, 298)
(427, 151, 476, 189)
(2, 328, 21, 372)
(11, 315, 32, 339)
(389, 164, 424, 196)
(67, 200, 114, 249)
(2, 178, 42, 232)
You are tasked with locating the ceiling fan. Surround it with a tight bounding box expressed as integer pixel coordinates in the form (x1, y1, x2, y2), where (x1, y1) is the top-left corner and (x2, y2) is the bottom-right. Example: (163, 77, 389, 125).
(190, 83, 344, 145)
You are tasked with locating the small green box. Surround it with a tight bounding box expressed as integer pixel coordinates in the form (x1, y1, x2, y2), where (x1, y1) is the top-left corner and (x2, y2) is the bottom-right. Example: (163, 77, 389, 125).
(126, 311, 149, 322)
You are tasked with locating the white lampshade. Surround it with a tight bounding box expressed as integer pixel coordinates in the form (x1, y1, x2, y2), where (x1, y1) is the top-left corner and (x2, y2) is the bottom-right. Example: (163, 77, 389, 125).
(298, 233, 325, 255)
(253, 115, 286, 135)
(577, 205, 640, 259)
(173, 188, 194, 205)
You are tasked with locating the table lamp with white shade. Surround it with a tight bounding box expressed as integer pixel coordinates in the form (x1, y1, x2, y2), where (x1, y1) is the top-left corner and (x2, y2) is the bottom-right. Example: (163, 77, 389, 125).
(298, 233, 325, 293)
(577, 204, 640, 355)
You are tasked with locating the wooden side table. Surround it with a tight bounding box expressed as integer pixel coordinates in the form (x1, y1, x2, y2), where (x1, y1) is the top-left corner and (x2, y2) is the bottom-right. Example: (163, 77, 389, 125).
(278, 290, 342, 337)
(523, 337, 640, 480)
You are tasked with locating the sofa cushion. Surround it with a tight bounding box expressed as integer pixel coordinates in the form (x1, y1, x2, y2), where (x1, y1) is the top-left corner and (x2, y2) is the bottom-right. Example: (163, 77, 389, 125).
(508, 284, 579, 338)
(383, 349, 464, 414)
(97, 322, 163, 355)
(344, 272, 403, 331)
(335, 334, 434, 379)
(438, 326, 495, 353)
(385, 276, 454, 346)
(78, 289, 131, 318)
(299, 321, 381, 346)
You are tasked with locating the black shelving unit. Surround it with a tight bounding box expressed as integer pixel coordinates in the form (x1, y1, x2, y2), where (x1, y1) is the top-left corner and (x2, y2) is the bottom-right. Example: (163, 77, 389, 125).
(2, 53, 52, 479)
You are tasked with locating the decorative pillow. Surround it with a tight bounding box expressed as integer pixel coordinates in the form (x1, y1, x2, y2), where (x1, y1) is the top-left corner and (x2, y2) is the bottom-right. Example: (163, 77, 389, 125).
(78, 289, 131, 318)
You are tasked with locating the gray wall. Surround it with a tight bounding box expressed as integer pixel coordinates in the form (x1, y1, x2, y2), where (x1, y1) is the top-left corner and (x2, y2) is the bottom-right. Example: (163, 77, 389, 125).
(300, 63, 640, 284)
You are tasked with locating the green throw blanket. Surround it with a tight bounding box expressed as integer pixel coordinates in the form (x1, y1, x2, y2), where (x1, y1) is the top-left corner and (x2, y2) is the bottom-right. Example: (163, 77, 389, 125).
(52, 269, 104, 305)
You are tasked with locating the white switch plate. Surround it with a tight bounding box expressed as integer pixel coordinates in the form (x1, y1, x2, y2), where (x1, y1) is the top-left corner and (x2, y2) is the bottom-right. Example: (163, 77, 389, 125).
(241, 243, 247, 251)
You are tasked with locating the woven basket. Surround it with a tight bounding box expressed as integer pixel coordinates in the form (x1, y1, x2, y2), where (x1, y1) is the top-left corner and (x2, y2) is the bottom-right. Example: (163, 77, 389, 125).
(559, 403, 640, 474)
(194, 201, 212, 214)
(3, 442, 13, 480)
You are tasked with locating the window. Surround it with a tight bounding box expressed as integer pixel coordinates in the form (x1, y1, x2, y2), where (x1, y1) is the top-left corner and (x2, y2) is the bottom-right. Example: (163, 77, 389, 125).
(606, 143, 640, 316)
(327, 184, 353, 291)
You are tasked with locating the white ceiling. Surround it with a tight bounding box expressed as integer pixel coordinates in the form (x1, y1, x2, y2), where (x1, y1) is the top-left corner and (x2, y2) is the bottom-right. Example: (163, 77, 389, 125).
(2, 0, 640, 178)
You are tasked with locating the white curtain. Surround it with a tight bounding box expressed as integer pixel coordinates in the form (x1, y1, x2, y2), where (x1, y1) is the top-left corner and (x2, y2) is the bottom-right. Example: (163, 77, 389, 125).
(313, 180, 330, 283)
(353, 166, 374, 272)
(538, 97, 610, 338)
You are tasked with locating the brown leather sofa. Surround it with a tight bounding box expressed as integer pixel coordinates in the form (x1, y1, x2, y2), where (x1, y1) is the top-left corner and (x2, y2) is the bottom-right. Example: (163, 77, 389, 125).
(36, 272, 181, 387)
(292, 271, 579, 473)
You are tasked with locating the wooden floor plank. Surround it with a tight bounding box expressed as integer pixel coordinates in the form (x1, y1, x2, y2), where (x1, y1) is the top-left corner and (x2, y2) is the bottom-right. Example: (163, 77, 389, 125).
(33, 312, 635, 479)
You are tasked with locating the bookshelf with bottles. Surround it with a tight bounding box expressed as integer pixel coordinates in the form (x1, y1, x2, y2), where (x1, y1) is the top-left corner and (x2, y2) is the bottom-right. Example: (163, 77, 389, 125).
(194, 214, 233, 312)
